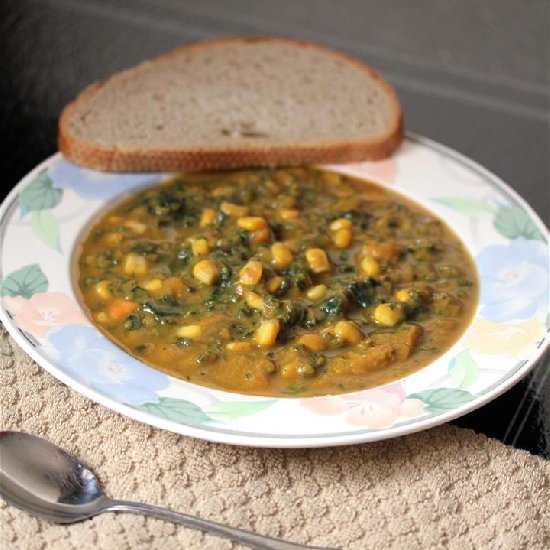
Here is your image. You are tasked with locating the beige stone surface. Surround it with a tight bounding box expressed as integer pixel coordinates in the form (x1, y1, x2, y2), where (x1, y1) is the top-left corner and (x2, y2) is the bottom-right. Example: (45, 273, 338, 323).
(1, 326, 549, 549)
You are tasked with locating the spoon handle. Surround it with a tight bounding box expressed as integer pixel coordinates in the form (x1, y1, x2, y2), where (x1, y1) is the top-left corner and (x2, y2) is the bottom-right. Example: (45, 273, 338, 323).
(104, 500, 332, 550)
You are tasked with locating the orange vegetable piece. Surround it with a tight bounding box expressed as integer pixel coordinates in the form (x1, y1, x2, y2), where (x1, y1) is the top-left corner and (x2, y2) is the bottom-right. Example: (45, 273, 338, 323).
(107, 299, 138, 321)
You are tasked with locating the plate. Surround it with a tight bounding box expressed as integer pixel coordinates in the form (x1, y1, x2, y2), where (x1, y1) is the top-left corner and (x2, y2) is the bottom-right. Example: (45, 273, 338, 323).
(1, 134, 548, 448)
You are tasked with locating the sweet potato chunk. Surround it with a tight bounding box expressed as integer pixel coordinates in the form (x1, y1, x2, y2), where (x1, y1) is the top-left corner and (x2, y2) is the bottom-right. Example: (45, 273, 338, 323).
(329, 344, 395, 376)
(370, 324, 423, 360)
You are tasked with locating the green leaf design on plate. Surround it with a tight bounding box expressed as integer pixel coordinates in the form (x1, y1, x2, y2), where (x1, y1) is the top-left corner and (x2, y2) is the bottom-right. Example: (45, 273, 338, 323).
(205, 400, 276, 418)
(434, 197, 496, 216)
(19, 172, 63, 213)
(137, 397, 211, 425)
(408, 388, 475, 414)
(31, 210, 62, 252)
(0, 264, 48, 298)
(493, 206, 544, 241)
(448, 351, 479, 390)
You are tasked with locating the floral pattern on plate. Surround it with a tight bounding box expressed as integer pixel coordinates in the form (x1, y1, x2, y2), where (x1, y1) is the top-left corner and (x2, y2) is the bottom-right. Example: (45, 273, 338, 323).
(301, 384, 425, 429)
(476, 238, 548, 321)
(47, 324, 170, 405)
(5, 292, 88, 338)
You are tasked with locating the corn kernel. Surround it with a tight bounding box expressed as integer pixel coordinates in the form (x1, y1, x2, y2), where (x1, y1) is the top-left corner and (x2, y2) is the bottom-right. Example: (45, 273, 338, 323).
(271, 243, 294, 268)
(249, 226, 271, 244)
(332, 228, 352, 248)
(107, 215, 123, 224)
(221, 201, 249, 217)
(142, 278, 163, 292)
(239, 260, 263, 285)
(125, 253, 147, 275)
(267, 276, 284, 294)
(361, 257, 381, 277)
(333, 320, 363, 344)
(237, 217, 267, 231)
(306, 284, 327, 302)
(176, 325, 202, 340)
(297, 333, 326, 351)
(329, 218, 352, 231)
(191, 238, 209, 256)
(163, 277, 186, 298)
(124, 220, 147, 234)
(245, 291, 265, 310)
(95, 312, 108, 323)
(200, 208, 216, 227)
(255, 319, 280, 347)
(374, 303, 405, 327)
(395, 289, 415, 304)
(305, 248, 330, 273)
(94, 280, 111, 300)
(279, 209, 300, 220)
(226, 341, 254, 352)
(193, 259, 220, 285)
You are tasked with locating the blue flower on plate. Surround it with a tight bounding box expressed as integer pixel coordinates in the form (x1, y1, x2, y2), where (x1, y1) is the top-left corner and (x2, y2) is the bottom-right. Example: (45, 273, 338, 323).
(48, 158, 164, 201)
(48, 325, 169, 405)
(476, 237, 548, 321)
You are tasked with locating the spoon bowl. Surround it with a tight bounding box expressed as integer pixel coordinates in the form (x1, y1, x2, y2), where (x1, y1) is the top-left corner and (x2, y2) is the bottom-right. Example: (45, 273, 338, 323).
(0, 432, 331, 549)
(0, 432, 108, 523)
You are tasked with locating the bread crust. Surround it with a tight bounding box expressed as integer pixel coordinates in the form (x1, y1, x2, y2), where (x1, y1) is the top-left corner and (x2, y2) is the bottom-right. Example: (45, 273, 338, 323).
(58, 37, 404, 172)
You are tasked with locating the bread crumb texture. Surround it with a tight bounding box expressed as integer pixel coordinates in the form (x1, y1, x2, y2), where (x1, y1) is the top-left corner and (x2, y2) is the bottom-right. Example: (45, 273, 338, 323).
(59, 38, 403, 171)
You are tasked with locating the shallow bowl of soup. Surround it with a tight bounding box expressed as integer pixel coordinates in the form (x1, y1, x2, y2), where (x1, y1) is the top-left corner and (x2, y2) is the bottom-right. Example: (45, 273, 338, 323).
(1, 135, 547, 447)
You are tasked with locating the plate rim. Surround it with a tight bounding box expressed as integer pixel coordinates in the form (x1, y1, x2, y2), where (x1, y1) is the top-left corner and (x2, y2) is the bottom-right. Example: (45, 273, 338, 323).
(1, 132, 548, 448)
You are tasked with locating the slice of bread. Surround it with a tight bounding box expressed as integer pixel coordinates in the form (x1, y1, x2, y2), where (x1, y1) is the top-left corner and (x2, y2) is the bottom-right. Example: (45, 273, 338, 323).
(59, 37, 403, 172)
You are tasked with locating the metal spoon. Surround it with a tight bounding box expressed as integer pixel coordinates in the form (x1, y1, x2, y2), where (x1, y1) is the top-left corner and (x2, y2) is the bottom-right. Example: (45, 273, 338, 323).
(0, 432, 332, 550)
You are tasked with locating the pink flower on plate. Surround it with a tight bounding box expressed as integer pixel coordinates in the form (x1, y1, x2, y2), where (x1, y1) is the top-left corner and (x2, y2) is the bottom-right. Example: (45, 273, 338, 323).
(324, 158, 398, 185)
(302, 383, 425, 429)
(5, 292, 89, 339)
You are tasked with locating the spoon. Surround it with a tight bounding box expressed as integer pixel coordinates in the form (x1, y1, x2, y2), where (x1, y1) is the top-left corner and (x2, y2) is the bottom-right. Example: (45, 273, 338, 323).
(0, 432, 332, 550)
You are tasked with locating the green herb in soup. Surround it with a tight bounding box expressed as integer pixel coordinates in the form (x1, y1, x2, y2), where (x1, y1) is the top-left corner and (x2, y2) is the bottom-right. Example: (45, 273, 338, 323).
(76, 168, 478, 397)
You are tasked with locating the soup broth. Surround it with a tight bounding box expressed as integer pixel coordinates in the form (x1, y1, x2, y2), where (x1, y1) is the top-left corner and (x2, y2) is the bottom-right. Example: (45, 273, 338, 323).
(77, 168, 478, 397)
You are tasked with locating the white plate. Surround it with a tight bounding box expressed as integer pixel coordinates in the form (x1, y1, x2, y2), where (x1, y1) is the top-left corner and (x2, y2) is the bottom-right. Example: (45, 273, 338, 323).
(1, 134, 548, 447)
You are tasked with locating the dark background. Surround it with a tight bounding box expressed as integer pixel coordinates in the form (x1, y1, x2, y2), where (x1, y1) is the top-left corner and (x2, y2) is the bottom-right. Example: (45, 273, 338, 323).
(1, 0, 549, 456)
